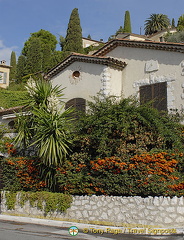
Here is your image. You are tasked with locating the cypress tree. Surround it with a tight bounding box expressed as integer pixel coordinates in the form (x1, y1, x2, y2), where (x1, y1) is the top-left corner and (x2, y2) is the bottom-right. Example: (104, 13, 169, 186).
(63, 8, 83, 53)
(16, 55, 26, 83)
(123, 11, 132, 33)
(172, 18, 175, 28)
(26, 38, 42, 75)
(9, 51, 17, 82)
(42, 44, 52, 73)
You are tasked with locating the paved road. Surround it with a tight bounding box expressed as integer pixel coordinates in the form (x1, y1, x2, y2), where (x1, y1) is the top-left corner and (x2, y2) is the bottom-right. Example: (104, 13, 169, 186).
(0, 220, 184, 240)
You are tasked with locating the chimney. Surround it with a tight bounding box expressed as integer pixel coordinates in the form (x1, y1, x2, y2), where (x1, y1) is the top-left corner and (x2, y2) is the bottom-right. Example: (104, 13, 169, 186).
(1, 60, 6, 65)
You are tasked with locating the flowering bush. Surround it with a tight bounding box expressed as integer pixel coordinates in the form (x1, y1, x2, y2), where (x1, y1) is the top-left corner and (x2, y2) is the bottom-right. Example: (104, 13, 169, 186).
(1, 157, 47, 191)
(56, 152, 184, 197)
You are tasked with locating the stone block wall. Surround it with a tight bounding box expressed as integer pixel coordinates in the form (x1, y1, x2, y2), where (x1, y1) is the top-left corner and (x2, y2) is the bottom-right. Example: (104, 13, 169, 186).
(1, 192, 184, 228)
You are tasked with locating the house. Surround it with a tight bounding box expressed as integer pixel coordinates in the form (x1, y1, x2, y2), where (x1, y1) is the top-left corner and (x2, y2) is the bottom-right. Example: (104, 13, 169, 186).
(45, 39, 184, 114)
(147, 28, 177, 42)
(115, 28, 177, 43)
(0, 106, 24, 132)
(82, 37, 104, 48)
(0, 60, 11, 89)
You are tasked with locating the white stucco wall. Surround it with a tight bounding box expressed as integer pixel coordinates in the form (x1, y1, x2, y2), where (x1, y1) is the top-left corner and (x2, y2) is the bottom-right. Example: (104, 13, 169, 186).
(105, 46, 184, 111)
(51, 61, 123, 103)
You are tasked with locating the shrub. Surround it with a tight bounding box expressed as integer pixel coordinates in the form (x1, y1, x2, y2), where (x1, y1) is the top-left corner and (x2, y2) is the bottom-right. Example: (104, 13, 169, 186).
(71, 96, 184, 161)
(56, 151, 184, 197)
(1, 157, 47, 192)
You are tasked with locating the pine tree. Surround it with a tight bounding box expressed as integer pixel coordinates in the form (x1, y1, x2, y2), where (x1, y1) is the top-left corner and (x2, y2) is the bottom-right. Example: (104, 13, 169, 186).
(63, 8, 83, 53)
(123, 11, 132, 33)
(16, 55, 26, 83)
(9, 51, 17, 82)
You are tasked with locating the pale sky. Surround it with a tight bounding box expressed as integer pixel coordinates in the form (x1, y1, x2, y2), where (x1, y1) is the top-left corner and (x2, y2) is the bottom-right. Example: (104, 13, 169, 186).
(0, 0, 183, 64)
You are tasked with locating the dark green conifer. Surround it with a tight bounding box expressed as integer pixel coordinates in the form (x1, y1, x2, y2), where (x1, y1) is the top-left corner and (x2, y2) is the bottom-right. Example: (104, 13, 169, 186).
(9, 51, 17, 82)
(123, 11, 132, 33)
(63, 8, 83, 53)
(16, 55, 26, 83)
(26, 38, 42, 75)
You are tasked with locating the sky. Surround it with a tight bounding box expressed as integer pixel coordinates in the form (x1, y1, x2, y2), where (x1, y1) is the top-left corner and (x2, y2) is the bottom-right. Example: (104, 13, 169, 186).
(0, 0, 183, 64)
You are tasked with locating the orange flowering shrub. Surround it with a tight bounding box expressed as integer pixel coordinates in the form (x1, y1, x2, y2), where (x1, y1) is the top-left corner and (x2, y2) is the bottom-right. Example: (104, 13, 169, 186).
(5, 142, 16, 156)
(56, 152, 183, 197)
(2, 157, 47, 191)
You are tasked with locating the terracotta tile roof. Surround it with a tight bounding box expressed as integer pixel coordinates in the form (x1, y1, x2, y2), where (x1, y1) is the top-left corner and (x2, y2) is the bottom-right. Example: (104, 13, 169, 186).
(93, 39, 184, 57)
(0, 105, 24, 116)
(45, 53, 127, 79)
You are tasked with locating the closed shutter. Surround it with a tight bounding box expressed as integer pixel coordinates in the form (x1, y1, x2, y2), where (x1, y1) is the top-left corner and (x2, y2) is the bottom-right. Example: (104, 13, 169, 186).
(140, 82, 167, 111)
(65, 98, 86, 113)
(3, 72, 7, 84)
(153, 82, 167, 111)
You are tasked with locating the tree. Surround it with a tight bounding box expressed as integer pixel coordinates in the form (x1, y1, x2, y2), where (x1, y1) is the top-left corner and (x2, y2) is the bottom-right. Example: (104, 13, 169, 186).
(144, 14, 170, 35)
(177, 14, 184, 31)
(9, 51, 17, 83)
(25, 38, 42, 75)
(123, 11, 132, 33)
(116, 26, 124, 35)
(166, 31, 184, 43)
(171, 18, 175, 28)
(20, 29, 59, 78)
(16, 55, 26, 83)
(22, 29, 57, 56)
(63, 8, 83, 53)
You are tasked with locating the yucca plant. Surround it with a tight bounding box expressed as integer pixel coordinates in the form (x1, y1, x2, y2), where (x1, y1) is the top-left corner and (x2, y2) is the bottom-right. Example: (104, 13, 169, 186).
(15, 78, 73, 167)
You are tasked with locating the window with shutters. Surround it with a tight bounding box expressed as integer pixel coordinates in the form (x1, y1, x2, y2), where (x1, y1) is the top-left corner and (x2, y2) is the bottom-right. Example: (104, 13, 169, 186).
(65, 98, 86, 117)
(0, 72, 7, 84)
(140, 82, 167, 111)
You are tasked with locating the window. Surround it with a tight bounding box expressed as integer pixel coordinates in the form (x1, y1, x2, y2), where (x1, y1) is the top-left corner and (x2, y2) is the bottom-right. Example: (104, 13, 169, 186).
(72, 71, 80, 78)
(0, 72, 7, 84)
(140, 82, 167, 111)
(65, 98, 86, 117)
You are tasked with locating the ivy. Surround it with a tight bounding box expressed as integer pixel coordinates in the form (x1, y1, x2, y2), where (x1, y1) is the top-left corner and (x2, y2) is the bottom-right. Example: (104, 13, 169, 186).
(5, 192, 17, 210)
(4, 191, 72, 214)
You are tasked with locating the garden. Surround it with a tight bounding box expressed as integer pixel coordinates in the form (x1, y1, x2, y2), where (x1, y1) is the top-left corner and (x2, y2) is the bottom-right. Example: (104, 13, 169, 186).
(0, 79, 184, 212)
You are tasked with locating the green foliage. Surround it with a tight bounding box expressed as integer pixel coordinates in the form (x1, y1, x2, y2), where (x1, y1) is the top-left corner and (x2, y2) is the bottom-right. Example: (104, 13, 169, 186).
(116, 26, 124, 35)
(5, 192, 17, 210)
(83, 43, 105, 55)
(1, 156, 46, 192)
(63, 8, 83, 53)
(0, 89, 29, 108)
(172, 18, 176, 28)
(177, 14, 184, 31)
(9, 51, 17, 83)
(22, 29, 58, 56)
(165, 31, 184, 43)
(71, 95, 183, 161)
(123, 11, 132, 33)
(4, 191, 72, 214)
(56, 152, 184, 197)
(25, 38, 42, 75)
(144, 14, 170, 35)
(14, 79, 73, 190)
(16, 55, 27, 83)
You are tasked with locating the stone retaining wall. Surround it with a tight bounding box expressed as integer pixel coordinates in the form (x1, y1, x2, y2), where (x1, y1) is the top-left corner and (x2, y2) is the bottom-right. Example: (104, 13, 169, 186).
(1, 192, 184, 228)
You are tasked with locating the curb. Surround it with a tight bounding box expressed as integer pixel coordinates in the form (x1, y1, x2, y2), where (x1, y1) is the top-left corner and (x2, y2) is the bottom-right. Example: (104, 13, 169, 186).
(0, 214, 184, 236)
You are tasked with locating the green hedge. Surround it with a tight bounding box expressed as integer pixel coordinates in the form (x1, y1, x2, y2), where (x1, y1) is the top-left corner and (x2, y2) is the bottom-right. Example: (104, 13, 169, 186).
(0, 89, 29, 108)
